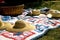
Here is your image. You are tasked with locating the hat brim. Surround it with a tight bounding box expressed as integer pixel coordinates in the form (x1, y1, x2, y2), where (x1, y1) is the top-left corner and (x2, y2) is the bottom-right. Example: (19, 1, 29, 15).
(6, 21, 36, 32)
(0, 21, 5, 30)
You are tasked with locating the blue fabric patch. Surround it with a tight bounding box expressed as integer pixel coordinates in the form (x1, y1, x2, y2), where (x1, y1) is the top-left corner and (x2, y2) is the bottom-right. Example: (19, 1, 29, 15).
(2, 16, 11, 21)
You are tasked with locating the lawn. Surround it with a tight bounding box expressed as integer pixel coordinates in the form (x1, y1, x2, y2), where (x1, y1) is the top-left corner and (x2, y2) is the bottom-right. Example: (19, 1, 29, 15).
(38, 28, 60, 40)
(38, 1, 60, 40)
(38, 14, 60, 39)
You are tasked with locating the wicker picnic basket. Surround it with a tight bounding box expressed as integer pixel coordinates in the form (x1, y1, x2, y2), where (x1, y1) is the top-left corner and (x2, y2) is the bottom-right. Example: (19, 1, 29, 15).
(0, 4, 24, 16)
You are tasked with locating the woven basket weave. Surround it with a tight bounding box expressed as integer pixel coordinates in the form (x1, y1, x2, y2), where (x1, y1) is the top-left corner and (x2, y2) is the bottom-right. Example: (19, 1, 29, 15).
(0, 4, 24, 16)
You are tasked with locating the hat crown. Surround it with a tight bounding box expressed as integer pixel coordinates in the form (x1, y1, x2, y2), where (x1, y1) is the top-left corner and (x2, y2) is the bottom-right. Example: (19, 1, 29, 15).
(13, 20, 26, 29)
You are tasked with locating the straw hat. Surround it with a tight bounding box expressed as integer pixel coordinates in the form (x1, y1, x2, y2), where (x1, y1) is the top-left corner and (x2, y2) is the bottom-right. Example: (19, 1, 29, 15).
(0, 20, 13, 30)
(6, 20, 36, 32)
(0, 20, 4, 30)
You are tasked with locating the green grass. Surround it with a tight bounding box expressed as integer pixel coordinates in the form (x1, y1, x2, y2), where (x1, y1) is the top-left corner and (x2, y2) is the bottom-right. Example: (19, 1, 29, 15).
(38, 28, 60, 40)
(50, 2, 60, 11)
(37, 2, 60, 39)
(27, 1, 60, 40)
(37, 1, 60, 10)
